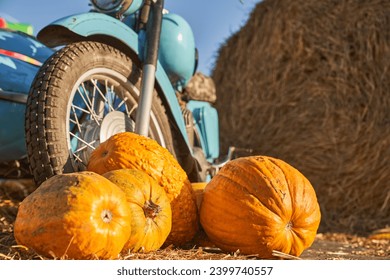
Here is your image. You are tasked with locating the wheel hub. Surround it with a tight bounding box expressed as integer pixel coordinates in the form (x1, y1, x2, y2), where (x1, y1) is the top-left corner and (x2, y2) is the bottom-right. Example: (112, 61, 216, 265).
(100, 111, 135, 142)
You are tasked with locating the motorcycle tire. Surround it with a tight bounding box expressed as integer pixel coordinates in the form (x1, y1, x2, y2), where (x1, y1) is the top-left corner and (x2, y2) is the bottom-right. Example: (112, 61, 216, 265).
(25, 41, 177, 186)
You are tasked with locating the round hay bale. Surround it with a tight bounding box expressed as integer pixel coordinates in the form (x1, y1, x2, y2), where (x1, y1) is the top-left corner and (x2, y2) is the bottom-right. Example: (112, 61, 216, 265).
(212, 0, 390, 234)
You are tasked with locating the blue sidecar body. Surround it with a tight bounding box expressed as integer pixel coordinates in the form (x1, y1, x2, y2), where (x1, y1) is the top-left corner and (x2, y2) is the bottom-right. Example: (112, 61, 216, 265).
(0, 28, 53, 161)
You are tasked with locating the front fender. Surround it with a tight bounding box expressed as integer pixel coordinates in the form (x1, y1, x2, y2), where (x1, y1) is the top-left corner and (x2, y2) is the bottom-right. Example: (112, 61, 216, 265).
(37, 12, 139, 52)
(37, 12, 189, 147)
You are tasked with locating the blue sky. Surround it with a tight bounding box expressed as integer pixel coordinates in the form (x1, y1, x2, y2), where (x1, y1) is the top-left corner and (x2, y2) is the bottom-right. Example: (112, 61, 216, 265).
(0, 0, 260, 75)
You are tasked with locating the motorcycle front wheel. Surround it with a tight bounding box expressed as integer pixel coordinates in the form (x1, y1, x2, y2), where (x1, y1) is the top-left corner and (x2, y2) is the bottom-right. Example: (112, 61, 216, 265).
(25, 41, 176, 186)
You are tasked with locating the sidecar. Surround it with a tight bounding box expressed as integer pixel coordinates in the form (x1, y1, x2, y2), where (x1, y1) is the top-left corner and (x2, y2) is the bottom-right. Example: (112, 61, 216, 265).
(0, 24, 53, 164)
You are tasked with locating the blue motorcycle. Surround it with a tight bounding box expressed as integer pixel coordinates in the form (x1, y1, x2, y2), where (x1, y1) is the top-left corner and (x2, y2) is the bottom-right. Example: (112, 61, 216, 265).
(21, 0, 231, 185)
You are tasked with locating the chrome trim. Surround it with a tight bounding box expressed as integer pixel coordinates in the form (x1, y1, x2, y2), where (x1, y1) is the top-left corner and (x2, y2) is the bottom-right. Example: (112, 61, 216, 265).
(135, 64, 156, 136)
(0, 89, 27, 104)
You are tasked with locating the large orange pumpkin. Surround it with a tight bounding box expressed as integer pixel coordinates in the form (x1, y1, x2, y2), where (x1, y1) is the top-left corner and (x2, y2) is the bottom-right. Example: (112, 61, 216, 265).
(13, 171, 131, 259)
(103, 169, 172, 252)
(200, 156, 321, 258)
(87, 132, 198, 246)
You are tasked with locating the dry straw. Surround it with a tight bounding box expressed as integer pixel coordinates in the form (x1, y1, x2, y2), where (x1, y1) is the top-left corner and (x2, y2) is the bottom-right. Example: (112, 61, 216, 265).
(212, 0, 390, 234)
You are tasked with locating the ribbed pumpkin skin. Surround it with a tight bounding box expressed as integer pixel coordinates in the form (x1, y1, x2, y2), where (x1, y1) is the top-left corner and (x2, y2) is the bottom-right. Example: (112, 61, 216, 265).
(87, 132, 198, 246)
(103, 169, 172, 252)
(200, 156, 321, 258)
(13, 171, 132, 259)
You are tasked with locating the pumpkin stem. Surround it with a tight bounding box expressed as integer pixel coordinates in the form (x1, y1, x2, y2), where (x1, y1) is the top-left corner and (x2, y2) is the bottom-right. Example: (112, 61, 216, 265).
(101, 209, 113, 223)
(285, 221, 293, 231)
(143, 200, 161, 219)
(143, 179, 161, 219)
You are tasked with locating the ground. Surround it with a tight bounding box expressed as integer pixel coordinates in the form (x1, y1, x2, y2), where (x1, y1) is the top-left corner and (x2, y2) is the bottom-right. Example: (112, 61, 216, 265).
(0, 179, 389, 260)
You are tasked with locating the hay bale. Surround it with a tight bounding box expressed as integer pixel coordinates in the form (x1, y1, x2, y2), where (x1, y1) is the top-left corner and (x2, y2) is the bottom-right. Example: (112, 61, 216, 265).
(212, 0, 390, 234)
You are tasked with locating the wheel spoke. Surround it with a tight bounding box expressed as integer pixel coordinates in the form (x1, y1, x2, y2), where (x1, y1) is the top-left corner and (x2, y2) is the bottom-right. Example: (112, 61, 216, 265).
(70, 106, 82, 133)
(73, 141, 96, 154)
(72, 104, 93, 116)
(114, 96, 128, 111)
(91, 83, 97, 113)
(69, 131, 98, 151)
(71, 152, 86, 166)
(76, 85, 100, 124)
(106, 79, 115, 112)
(81, 83, 93, 108)
(90, 78, 115, 112)
(127, 102, 138, 117)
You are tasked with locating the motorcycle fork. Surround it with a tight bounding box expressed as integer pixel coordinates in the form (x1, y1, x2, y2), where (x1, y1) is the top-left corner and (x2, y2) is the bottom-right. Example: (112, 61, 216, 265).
(135, 0, 164, 136)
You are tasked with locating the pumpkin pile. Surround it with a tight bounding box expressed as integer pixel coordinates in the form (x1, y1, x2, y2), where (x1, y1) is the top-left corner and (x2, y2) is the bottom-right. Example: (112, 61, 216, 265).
(14, 132, 198, 259)
(14, 132, 321, 259)
(86, 132, 199, 247)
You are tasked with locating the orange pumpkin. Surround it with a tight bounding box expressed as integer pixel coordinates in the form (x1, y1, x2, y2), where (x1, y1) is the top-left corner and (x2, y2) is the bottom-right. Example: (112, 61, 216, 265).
(191, 182, 208, 211)
(189, 182, 217, 248)
(368, 228, 390, 240)
(200, 156, 321, 258)
(13, 171, 131, 259)
(87, 132, 198, 246)
(103, 169, 172, 252)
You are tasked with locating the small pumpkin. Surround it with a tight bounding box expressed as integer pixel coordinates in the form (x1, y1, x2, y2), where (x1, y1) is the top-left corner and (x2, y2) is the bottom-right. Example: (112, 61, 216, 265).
(103, 169, 172, 252)
(190, 182, 216, 248)
(191, 182, 208, 211)
(368, 228, 390, 240)
(87, 132, 198, 246)
(13, 171, 131, 259)
(200, 156, 321, 258)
